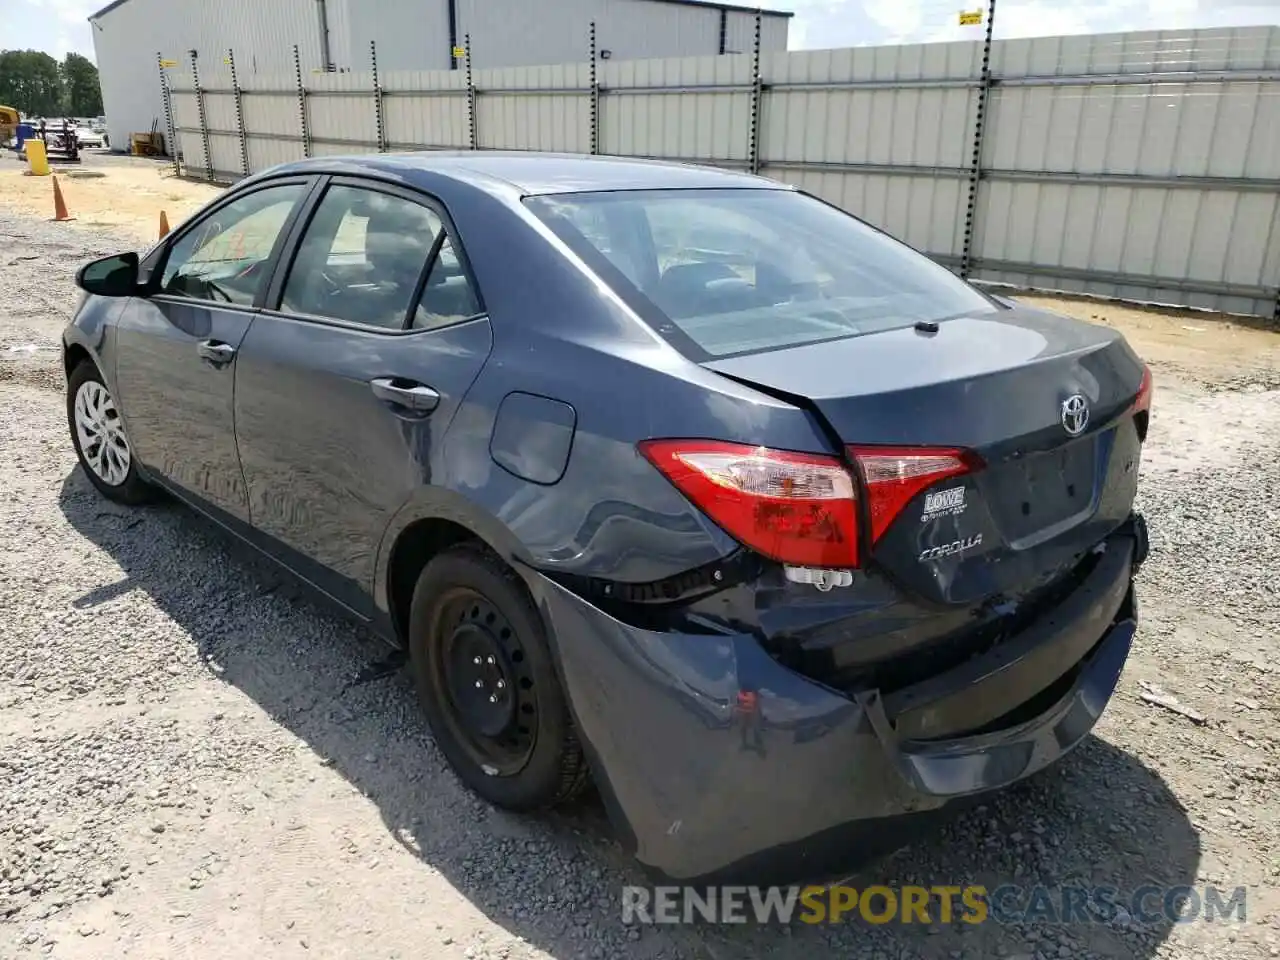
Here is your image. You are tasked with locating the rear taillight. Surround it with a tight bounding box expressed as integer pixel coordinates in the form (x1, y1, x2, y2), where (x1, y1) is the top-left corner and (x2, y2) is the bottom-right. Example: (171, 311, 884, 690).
(639, 440, 859, 567)
(1130, 364, 1153, 440)
(1131, 364, 1153, 415)
(848, 447, 980, 545)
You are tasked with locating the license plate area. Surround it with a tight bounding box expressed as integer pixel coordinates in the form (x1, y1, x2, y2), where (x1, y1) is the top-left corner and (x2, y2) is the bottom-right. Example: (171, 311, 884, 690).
(982, 433, 1100, 542)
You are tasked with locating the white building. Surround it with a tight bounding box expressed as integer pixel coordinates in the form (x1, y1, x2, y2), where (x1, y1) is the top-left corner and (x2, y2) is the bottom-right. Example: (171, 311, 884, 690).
(89, 0, 791, 152)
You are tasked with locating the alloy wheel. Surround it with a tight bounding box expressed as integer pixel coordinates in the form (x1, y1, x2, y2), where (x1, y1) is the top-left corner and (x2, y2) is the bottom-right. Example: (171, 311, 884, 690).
(73, 379, 131, 486)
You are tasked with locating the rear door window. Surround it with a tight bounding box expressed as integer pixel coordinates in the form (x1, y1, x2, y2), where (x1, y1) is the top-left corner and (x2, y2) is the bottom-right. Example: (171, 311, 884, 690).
(279, 184, 442, 330)
(411, 236, 482, 331)
(526, 189, 997, 360)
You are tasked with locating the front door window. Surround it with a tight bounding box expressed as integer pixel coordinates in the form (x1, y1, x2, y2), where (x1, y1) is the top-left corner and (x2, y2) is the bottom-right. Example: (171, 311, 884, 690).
(160, 184, 307, 306)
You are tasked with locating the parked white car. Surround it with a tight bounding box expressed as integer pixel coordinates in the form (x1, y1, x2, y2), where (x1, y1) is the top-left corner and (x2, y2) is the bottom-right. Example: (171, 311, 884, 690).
(76, 126, 106, 149)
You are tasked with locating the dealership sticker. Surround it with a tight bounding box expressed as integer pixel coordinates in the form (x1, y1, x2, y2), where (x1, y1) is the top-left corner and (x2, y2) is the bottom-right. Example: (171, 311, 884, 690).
(921, 486, 966, 522)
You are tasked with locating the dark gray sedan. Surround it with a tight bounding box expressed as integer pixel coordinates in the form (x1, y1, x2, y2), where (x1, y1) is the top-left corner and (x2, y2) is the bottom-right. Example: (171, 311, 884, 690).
(64, 153, 1152, 884)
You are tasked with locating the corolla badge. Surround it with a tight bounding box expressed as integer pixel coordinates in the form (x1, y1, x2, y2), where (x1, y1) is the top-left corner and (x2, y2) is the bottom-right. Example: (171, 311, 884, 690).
(918, 533, 982, 563)
(1061, 394, 1090, 437)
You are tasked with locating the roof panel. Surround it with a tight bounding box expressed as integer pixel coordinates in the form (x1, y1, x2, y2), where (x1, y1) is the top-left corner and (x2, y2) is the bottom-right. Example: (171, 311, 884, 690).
(272, 151, 787, 194)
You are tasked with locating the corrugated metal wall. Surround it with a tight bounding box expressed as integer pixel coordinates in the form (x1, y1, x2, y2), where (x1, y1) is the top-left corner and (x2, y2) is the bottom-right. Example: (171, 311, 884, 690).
(91, 0, 322, 152)
(336, 0, 454, 72)
(474, 63, 594, 151)
(758, 42, 983, 261)
(166, 25, 1280, 317)
(95, 0, 790, 146)
(381, 69, 473, 150)
(598, 54, 754, 162)
(460, 0, 702, 68)
(724, 10, 786, 56)
(975, 29, 1280, 316)
(325, 0, 789, 71)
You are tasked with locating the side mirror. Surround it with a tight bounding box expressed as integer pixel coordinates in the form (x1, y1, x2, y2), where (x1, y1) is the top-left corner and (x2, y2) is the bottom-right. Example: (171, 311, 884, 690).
(76, 252, 140, 297)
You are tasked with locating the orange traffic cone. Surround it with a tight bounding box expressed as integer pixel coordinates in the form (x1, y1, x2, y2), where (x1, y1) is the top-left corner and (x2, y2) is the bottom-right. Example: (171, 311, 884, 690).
(51, 176, 74, 222)
(158, 210, 170, 239)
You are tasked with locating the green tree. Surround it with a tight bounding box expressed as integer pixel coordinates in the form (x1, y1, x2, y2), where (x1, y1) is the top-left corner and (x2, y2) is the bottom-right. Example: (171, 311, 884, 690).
(0, 50, 63, 116)
(61, 53, 103, 116)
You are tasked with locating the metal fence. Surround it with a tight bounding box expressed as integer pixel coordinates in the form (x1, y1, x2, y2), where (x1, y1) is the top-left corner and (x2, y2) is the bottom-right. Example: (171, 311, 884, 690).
(163, 22, 1280, 320)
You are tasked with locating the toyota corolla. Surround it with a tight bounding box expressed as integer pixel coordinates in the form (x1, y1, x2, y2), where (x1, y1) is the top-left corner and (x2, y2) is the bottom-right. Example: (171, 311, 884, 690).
(63, 153, 1151, 884)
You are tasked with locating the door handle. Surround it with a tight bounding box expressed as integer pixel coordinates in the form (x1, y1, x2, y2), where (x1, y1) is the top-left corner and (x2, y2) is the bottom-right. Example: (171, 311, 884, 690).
(370, 377, 440, 414)
(197, 339, 237, 365)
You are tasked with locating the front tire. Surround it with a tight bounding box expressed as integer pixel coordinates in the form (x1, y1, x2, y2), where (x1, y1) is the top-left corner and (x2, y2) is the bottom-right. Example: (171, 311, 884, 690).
(67, 360, 153, 505)
(408, 544, 590, 810)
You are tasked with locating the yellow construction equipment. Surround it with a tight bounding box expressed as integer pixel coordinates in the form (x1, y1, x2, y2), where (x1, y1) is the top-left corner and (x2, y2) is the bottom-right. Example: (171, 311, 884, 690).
(131, 118, 165, 156)
(130, 131, 166, 156)
(0, 105, 19, 144)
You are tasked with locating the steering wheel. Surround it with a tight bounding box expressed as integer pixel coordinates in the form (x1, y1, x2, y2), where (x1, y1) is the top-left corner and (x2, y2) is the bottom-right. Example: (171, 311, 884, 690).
(201, 279, 234, 303)
(318, 269, 343, 298)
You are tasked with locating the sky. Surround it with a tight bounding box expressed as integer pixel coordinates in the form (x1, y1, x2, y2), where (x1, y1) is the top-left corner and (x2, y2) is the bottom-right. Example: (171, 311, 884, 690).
(2, 0, 1278, 62)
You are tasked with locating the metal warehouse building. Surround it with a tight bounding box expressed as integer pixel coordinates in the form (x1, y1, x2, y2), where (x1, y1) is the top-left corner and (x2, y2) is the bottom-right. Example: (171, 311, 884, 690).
(89, 0, 791, 153)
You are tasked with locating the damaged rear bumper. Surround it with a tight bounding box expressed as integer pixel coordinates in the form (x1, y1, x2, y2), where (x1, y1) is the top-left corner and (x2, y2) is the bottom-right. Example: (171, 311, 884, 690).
(526, 523, 1142, 885)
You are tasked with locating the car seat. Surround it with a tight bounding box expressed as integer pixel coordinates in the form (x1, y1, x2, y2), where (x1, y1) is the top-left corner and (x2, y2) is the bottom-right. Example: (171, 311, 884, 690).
(355, 201, 433, 326)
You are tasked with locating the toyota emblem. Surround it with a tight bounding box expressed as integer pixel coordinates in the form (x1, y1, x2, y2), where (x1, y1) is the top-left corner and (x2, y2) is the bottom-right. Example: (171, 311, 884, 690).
(1061, 394, 1090, 436)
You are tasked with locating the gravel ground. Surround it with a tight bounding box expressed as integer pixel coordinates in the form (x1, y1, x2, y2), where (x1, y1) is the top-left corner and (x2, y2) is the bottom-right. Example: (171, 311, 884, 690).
(1, 208, 1278, 960)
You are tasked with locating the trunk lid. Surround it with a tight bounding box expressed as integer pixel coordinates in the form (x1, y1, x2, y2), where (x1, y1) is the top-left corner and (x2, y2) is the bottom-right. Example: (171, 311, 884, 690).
(703, 304, 1147, 604)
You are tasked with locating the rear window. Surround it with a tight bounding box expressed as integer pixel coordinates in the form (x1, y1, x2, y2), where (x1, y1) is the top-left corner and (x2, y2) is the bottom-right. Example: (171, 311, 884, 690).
(526, 188, 997, 359)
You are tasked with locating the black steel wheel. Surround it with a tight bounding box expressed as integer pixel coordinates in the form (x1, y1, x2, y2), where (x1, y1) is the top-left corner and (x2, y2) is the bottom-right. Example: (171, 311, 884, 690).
(409, 544, 590, 810)
(434, 589, 538, 775)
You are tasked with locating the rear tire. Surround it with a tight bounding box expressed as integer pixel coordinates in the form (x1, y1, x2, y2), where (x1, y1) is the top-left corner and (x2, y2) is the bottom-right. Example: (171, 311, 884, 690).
(66, 360, 154, 506)
(408, 544, 590, 810)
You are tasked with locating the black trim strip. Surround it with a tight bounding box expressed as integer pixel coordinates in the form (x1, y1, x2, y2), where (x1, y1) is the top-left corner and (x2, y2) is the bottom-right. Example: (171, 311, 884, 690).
(406, 229, 450, 330)
(448, 0, 460, 69)
(257, 175, 329, 310)
(251, 307, 489, 337)
(545, 550, 761, 622)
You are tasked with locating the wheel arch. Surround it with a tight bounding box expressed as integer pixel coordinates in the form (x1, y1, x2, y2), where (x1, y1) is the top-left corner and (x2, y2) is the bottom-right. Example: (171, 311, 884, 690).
(63, 341, 94, 378)
(375, 488, 535, 646)
(63, 294, 126, 395)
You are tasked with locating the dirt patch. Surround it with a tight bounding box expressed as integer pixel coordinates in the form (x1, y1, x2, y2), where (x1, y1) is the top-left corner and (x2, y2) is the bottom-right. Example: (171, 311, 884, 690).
(0, 153, 220, 246)
(1017, 294, 1280, 392)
